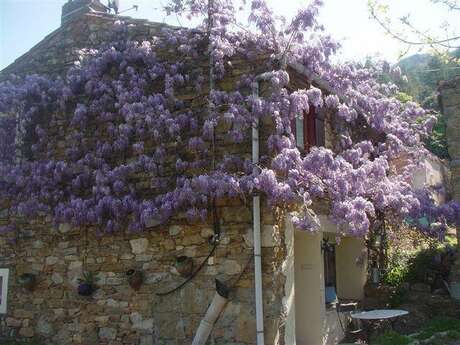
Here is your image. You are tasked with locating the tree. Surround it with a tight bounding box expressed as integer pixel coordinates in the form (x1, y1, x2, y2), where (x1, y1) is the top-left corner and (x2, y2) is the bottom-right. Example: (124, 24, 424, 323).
(368, 0, 460, 61)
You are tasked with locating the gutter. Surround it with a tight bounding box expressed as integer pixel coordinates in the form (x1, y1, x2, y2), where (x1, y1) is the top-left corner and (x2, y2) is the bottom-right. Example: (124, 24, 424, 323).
(61, 5, 107, 24)
(288, 61, 336, 97)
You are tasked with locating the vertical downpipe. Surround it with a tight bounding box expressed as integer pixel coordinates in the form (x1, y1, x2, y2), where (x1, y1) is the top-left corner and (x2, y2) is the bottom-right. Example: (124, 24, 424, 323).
(252, 81, 265, 345)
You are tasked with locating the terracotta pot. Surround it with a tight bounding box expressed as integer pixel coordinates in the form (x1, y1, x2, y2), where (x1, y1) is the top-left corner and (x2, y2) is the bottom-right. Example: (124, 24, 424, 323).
(18, 273, 36, 291)
(77, 283, 94, 296)
(126, 269, 143, 291)
(175, 256, 194, 278)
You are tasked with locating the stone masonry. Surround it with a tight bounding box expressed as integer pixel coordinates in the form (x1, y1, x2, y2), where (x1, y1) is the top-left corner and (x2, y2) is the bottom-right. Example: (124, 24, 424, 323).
(439, 76, 460, 245)
(0, 9, 292, 345)
(0, 204, 285, 344)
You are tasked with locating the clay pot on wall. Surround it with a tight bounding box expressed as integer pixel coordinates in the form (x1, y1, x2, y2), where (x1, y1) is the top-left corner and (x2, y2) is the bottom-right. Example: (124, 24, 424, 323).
(18, 273, 36, 291)
(126, 269, 143, 291)
(175, 256, 194, 278)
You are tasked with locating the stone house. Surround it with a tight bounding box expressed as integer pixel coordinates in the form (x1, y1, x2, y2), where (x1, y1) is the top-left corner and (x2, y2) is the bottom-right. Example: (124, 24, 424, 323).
(0, 1, 416, 345)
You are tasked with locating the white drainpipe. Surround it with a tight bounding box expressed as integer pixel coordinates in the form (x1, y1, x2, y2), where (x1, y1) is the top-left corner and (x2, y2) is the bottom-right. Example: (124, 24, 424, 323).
(252, 80, 264, 345)
(252, 72, 275, 345)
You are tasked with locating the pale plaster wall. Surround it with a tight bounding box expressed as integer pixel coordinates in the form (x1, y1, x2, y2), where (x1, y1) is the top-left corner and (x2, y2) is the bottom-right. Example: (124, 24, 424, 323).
(288, 214, 365, 345)
(318, 215, 340, 233)
(294, 231, 325, 345)
(283, 218, 297, 345)
(412, 157, 448, 204)
(335, 237, 367, 300)
(323, 309, 347, 345)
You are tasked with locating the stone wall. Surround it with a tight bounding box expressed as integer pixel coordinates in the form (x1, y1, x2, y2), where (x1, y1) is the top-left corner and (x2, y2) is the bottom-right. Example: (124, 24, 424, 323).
(0, 11, 291, 345)
(439, 76, 460, 203)
(0, 202, 286, 345)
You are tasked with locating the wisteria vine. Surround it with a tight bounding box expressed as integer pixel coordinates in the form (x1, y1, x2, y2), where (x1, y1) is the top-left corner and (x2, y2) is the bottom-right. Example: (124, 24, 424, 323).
(0, 0, 458, 237)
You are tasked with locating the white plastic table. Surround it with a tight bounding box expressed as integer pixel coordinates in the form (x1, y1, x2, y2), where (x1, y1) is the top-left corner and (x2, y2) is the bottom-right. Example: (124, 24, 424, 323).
(350, 309, 409, 320)
(350, 309, 409, 341)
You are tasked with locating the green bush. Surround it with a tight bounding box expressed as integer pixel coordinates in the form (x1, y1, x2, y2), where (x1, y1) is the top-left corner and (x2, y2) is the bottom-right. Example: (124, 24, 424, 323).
(388, 286, 409, 308)
(384, 260, 409, 287)
(384, 245, 453, 287)
(383, 247, 414, 287)
(404, 248, 442, 284)
(383, 244, 455, 307)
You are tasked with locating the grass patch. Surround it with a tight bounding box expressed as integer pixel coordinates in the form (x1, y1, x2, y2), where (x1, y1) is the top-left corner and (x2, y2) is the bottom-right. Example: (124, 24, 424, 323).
(372, 330, 411, 345)
(373, 317, 460, 345)
(414, 317, 460, 340)
(423, 330, 460, 345)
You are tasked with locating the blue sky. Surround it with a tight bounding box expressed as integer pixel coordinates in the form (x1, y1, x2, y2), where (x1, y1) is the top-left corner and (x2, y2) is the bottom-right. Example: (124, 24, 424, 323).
(1, 0, 459, 70)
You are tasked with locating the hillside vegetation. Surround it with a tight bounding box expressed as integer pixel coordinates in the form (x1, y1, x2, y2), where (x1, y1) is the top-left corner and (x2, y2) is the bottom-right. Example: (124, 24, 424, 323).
(397, 49, 460, 159)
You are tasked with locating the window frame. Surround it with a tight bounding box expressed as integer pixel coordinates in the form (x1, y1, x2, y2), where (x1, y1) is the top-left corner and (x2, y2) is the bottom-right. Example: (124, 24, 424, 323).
(291, 105, 325, 152)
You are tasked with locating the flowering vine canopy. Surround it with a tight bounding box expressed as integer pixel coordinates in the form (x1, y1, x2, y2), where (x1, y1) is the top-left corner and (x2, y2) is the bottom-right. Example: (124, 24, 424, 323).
(0, 0, 458, 238)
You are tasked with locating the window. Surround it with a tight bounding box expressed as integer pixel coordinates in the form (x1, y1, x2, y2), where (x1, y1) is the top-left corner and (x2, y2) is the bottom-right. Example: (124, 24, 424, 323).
(324, 244, 336, 289)
(291, 105, 325, 152)
(322, 240, 337, 305)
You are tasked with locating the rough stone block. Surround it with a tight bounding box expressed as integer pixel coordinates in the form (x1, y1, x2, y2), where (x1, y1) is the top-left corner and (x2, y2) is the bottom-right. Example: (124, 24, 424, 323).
(140, 335, 154, 345)
(14, 309, 34, 319)
(98, 327, 117, 340)
(6, 317, 22, 327)
(106, 277, 123, 285)
(46, 256, 59, 265)
(19, 327, 35, 337)
(168, 225, 182, 236)
(218, 259, 242, 275)
(37, 316, 54, 336)
(135, 254, 153, 262)
(94, 316, 110, 324)
(132, 318, 154, 331)
(68, 261, 83, 270)
(58, 223, 71, 234)
(129, 238, 149, 254)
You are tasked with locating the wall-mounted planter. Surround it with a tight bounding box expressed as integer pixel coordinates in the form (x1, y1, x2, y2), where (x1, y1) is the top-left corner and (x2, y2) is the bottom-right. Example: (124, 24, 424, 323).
(175, 256, 194, 278)
(77, 272, 97, 296)
(17, 273, 36, 291)
(126, 269, 143, 291)
(77, 283, 95, 296)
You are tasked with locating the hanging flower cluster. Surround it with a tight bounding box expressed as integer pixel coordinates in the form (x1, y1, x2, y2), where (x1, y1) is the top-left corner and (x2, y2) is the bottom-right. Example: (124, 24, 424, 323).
(0, 0, 458, 237)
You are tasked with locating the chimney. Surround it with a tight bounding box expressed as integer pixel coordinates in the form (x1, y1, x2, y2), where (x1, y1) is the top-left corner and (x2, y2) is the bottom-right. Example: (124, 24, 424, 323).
(61, 0, 109, 25)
